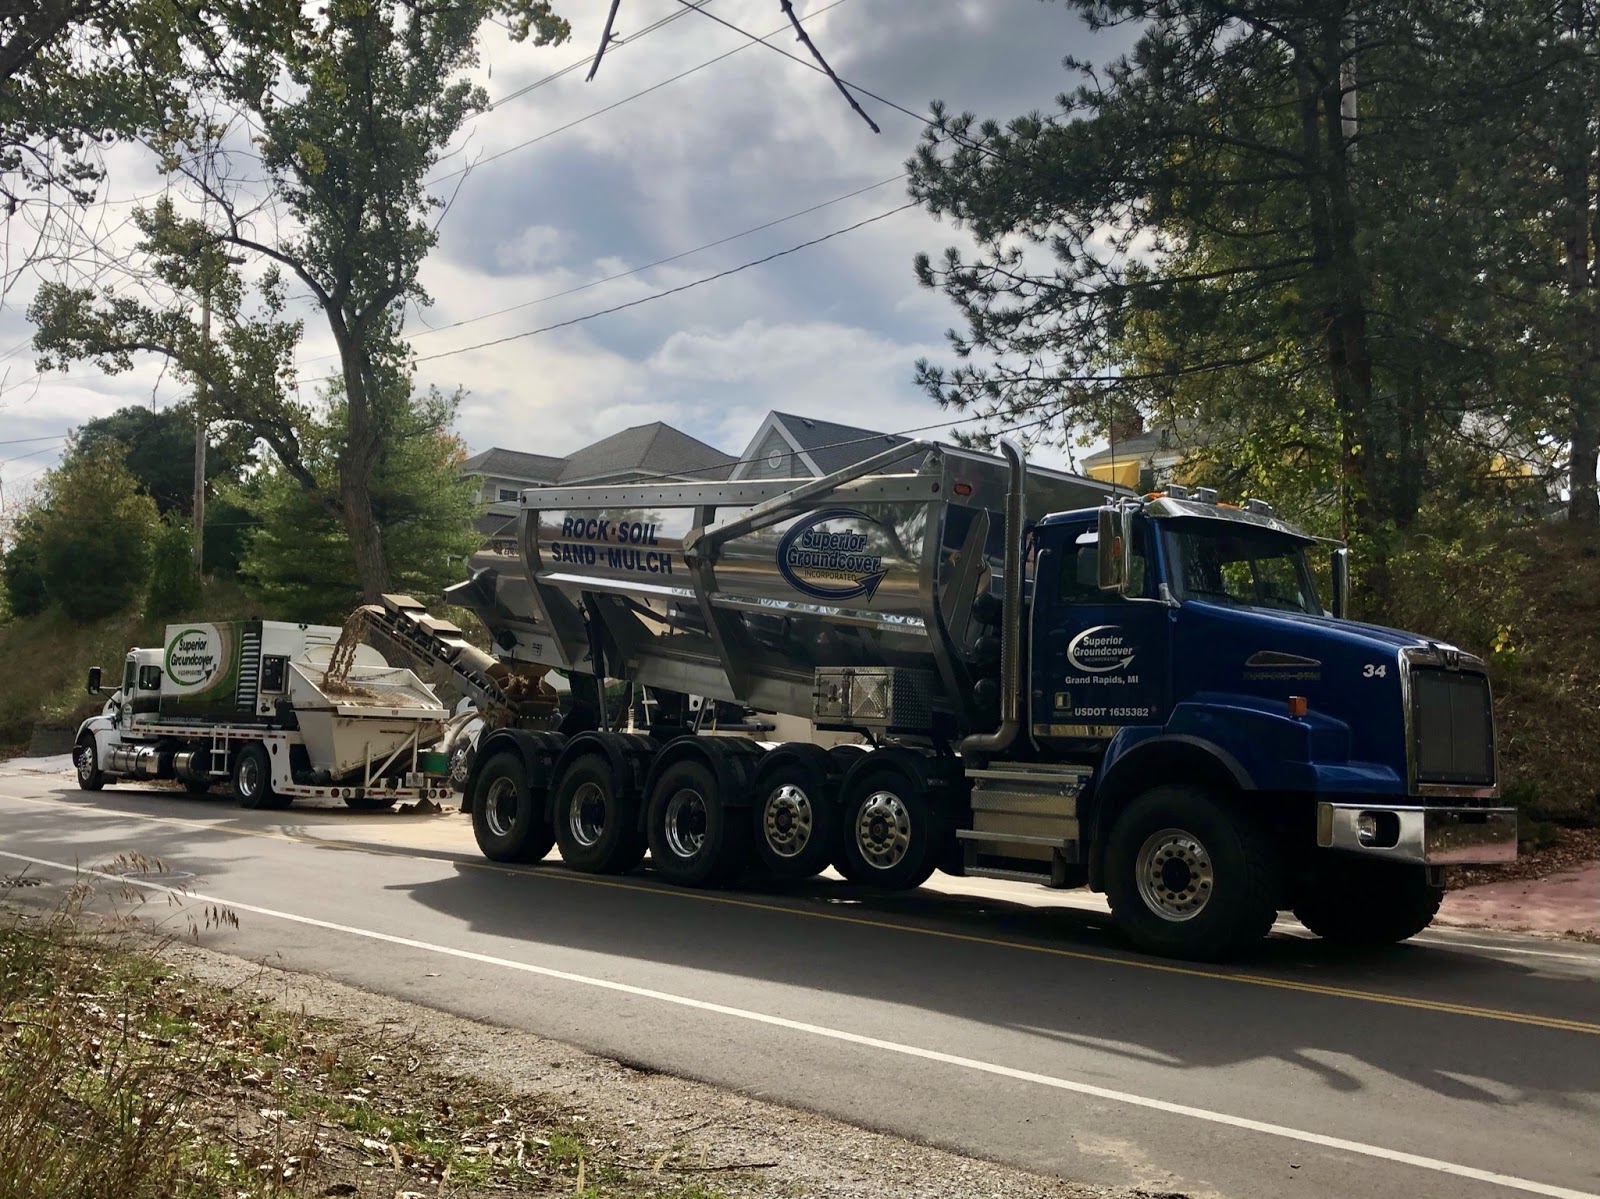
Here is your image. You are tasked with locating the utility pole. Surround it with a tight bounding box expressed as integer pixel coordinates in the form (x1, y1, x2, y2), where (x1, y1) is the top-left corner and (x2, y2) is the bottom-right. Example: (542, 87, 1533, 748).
(193, 283, 211, 576)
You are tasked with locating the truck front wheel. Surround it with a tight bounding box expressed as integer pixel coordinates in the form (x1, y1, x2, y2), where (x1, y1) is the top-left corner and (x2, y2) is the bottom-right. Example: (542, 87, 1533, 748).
(647, 759, 750, 888)
(471, 753, 554, 863)
(1104, 785, 1278, 961)
(74, 734, 105, 791)
(233, 744, 291, 811)
(836, 766, 942, 890)
(552, 755, 645, 874)
(1292, 857, 1443, 946)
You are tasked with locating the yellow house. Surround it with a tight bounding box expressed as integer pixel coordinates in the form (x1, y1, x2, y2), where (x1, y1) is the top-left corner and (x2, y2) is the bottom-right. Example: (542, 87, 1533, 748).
(1080, 420, 1203, 491)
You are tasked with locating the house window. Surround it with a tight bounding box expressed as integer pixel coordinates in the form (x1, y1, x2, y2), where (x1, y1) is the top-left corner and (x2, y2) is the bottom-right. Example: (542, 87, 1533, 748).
(498, 488, 519, 502)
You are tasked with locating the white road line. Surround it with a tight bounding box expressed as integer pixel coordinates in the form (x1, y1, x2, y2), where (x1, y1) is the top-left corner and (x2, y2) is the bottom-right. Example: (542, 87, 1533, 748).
(2, 847, 1594, 1199)
(1413, 936, 1599, 964)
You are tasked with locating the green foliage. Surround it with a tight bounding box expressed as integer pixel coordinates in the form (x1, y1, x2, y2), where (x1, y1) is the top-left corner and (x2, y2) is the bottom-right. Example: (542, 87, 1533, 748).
(145, 516, 201, 620)
(908, 0, 1589, 533)
(69, 405, 255, 517)
(234, 387, 481, 622)
(28, 0, 570, 599)
(31, 440, 159, 622)
(2, 514, 49, 620)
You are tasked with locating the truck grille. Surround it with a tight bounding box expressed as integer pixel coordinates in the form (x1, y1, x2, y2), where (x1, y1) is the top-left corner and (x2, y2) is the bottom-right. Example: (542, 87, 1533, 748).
(1410, 668, 1494, 788)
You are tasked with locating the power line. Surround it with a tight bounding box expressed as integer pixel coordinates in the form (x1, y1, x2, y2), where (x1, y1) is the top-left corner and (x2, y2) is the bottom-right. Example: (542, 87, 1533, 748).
(412, 202, 917, 364)
(303, 171, 908, 366)
(669, 0, 934, 129)
(427, 0, 853, 187)
(485, 0, 718, 110)
(0, 434, 67, 447)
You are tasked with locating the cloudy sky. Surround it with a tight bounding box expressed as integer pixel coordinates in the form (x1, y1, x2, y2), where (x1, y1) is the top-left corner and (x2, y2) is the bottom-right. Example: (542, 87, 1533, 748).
(0, 0, 1128, 502)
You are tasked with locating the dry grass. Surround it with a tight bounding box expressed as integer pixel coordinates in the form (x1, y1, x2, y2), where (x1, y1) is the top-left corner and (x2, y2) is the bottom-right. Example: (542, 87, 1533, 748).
(0, 579, 257, 752)
(0, 879, 739, 1199)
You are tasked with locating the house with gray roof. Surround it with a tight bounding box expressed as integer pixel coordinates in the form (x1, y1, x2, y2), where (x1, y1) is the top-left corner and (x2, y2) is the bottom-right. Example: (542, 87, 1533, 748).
(463, 422, 735, 552)
(729, 411, 928, 481)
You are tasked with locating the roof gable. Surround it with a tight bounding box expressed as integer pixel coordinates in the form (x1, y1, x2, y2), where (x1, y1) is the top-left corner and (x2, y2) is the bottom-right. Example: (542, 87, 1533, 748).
(460, 447, 567, 483)
(557, 421, 735, 483)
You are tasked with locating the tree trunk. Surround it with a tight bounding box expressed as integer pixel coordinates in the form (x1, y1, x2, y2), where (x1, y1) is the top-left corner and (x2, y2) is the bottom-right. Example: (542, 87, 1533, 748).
(338, 345, 391, 601)
(1563, 0, 1599, 524)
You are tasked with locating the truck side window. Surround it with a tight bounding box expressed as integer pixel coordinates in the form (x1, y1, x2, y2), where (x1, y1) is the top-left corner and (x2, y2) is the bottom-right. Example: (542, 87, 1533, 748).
(261, 655, 288, 693)
(138, 665, 162, 690)
(1058, 526, 1149, 603)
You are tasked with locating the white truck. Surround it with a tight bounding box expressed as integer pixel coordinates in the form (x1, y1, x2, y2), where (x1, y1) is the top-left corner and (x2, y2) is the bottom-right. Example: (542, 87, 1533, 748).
(74, 619, 456, 810)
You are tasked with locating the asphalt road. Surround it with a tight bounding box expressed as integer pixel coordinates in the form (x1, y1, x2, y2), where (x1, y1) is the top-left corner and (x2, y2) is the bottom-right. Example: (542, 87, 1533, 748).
(1, 757, 1597, 1199)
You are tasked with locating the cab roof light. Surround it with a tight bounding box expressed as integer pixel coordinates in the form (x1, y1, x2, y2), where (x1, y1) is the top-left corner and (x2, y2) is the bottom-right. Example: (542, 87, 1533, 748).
(1165, 483, 1191, 500)
(1244, 497, 1274, 516)
(1288, 695, 1308, 719)
(1194, 487, 1219, 504)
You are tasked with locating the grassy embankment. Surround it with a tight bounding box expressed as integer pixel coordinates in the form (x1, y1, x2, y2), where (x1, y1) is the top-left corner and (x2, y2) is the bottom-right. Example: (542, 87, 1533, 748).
(0, 886, 732, 1199)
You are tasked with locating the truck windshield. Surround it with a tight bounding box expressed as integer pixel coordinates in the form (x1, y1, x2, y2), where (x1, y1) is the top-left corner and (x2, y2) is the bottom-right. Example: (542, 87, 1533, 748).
(1164, 523, 1321, 615)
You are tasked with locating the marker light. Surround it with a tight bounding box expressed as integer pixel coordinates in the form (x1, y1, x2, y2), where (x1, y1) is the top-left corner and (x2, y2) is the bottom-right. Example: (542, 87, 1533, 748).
(1288, 695, 1308, 719)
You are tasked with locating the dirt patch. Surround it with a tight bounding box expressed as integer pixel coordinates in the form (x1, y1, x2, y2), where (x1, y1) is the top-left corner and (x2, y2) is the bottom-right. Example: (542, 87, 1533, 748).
(1449, 826, 1600, 890)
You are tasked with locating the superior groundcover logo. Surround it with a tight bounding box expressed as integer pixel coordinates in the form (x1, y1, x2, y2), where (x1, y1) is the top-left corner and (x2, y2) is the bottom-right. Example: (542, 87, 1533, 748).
(165, 626, 222, 686)
(777, 508, 888, 602)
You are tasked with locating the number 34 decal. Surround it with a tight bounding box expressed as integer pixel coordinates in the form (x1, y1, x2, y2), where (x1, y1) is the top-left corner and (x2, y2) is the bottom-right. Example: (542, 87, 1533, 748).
(1362, 663, 1388, 678)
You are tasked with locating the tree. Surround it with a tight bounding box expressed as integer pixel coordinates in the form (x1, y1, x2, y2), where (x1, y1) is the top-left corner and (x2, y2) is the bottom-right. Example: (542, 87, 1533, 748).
(233, 386, 481, 622)
(0, 2, 303, 289)
(906, 0, 1558, 539)
(18, 439, 158, 621)
(69, 404, 254, 516)
(1, 512, 48, 619)
(31, 0, 569, 600)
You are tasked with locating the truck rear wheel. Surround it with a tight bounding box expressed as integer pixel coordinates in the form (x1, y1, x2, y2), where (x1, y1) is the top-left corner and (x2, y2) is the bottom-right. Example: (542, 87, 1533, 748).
(471, 753, 554, 863)
(233, 744, 291, 811)
(1292, 858, 1443, 946)
(552, 755, 645, 874)
(752, 749, 837, 879)
(647, 759, 749, 888)
(836, 765, 941, 890)
(1104, 785, 1278, 961)
(74, 734, 105, 792)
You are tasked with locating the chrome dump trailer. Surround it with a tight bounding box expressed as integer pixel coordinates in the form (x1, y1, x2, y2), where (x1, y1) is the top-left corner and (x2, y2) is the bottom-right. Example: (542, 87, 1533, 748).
(448, 440, 1515, 960)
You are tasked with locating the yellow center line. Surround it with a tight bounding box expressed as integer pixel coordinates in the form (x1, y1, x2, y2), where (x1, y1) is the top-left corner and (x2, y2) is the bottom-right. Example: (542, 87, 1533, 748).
(4, 786, 1597, 1037)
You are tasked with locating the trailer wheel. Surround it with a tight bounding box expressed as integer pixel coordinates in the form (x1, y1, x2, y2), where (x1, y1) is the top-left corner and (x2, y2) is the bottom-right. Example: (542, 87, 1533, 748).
(471, 753, 555, 863)
(752, 751, 837, 879)
(1104, 785, 1278, 960)
(1292, 858, 1443, 946)
(647, 759, 749, 888)
(233, 744, 291, 811)
(836, 765, 941, 890)
(74, 734, 105, 792)
(552, 755, 645, 874)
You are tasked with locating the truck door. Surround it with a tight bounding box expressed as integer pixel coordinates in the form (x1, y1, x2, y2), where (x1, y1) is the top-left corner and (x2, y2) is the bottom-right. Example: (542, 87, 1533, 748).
(1030, 519, 1171, 746)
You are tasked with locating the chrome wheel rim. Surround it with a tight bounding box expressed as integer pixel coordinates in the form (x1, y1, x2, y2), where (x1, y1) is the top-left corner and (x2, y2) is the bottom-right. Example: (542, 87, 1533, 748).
(237, 757, 260, 799)
(855, 791, 911, 870)
(663, 788, 709, 860)
(75, 745, 95, 782)
(484, 776, 519, 838)
(449, 746, 473, 788)
(1135, 827, 1214, 922)
(568, 781, 607, 848)
(763, 783, 814, 858)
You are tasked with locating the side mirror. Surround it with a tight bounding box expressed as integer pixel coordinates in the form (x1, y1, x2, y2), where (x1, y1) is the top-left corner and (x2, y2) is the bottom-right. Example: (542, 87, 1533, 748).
(1331, 547, 1350, 620)
(87, 666, 103, 695)
(1097, 506, 1133, 593)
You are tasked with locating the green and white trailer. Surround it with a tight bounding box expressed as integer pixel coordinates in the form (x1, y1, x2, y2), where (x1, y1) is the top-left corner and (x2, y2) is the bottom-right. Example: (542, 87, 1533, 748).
(73, 620, 454, 810)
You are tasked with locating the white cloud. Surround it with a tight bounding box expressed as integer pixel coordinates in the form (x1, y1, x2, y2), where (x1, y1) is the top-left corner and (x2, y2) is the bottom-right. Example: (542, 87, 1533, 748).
(5, 0, 1112, 484)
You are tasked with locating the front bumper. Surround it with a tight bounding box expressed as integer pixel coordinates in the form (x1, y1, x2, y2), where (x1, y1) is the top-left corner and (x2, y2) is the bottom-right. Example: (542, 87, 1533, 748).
(1316, 803, 1518, 865)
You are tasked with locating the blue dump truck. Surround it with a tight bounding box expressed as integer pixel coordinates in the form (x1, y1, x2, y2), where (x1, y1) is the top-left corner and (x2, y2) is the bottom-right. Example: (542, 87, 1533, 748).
(432, 438, 1515, 959)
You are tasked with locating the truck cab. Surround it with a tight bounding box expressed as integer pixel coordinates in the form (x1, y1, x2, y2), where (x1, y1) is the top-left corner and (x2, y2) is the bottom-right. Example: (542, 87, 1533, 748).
(1017, 489, 1510, 953)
